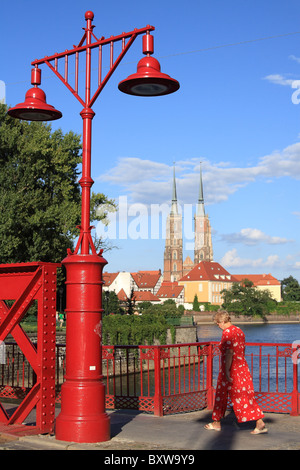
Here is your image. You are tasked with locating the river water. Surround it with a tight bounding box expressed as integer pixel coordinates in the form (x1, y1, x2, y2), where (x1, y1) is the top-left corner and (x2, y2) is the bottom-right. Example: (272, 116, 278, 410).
(197, 322, 300, 392)
(196, 322, 300, 344)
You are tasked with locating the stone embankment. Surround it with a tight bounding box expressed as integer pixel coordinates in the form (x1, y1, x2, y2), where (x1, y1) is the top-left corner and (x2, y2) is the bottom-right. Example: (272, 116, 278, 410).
(188, 311, 300, 324)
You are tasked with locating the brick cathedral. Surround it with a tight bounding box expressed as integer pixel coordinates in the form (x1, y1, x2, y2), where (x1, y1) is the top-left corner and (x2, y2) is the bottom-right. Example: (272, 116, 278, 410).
(163, 164, 213, 282)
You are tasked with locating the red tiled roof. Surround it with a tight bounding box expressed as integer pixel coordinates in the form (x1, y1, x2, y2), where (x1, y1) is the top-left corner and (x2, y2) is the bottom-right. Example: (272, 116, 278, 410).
(103, 272, 119, 286)
(179, 261, 238, 282)
(234, 274, 280, 286)
(132, 291, 160, 302)
(157, 284, 184, 299)
(161, 281, 178, 286)
(131, 270, 161, 288)
(117, 288, 128, 301)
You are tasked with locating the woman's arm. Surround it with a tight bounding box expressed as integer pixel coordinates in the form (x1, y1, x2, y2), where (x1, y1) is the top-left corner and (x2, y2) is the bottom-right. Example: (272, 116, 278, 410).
(225, 349, 233, 382)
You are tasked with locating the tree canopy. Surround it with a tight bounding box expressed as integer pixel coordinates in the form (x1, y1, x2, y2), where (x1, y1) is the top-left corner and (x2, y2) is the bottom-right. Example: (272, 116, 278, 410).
(221, 280, 277, 318)
(281, 276, 300, 302)
(0, 104, 115, 266)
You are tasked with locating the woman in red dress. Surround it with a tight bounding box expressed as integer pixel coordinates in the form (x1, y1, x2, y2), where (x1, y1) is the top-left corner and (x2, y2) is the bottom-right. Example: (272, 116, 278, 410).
(204, 311, 268, 434)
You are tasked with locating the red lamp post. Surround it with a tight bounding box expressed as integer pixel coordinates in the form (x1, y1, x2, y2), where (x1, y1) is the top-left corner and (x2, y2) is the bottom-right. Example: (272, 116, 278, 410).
(8, 11, 179, 443)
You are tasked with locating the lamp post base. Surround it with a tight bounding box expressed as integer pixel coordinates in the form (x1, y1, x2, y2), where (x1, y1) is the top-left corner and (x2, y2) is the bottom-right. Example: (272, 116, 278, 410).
(55, 252, 110, 443)
(55, 380, 110, 443)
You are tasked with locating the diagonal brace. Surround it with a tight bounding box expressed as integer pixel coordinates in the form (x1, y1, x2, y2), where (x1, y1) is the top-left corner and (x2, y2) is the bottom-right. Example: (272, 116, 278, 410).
(0, 268, 42, 343)
(0, 301, 38, 371)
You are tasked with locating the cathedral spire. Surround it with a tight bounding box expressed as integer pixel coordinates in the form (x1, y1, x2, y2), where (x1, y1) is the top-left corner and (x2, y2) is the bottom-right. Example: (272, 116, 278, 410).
(196, 162, 205, 216)
(171, 163, 178, 215)
(194, 161, 213, 264)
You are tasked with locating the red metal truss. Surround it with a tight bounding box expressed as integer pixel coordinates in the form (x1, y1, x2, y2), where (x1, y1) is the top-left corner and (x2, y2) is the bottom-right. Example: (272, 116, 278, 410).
(0, 262, 60, 434)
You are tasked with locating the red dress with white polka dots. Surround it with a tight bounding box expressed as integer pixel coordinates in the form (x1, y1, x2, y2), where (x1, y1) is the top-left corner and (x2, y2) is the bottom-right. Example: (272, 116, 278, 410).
(212, 325, 264, 423)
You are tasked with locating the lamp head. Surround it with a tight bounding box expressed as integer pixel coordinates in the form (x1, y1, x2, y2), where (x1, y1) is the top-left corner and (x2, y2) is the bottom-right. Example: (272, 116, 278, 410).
(118, 56, 179, 97)
(8, 86, 62, 121)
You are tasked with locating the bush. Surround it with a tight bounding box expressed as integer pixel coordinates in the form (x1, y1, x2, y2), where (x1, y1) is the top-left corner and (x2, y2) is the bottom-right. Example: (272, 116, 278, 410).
(271, 301, 300, 316)
(102, 313, 170, 346)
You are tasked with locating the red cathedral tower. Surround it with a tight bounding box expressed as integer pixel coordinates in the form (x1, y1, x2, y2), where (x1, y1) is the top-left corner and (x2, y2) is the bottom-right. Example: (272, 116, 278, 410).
(163, 163, 213, 282)
(163, 165, 183, 281)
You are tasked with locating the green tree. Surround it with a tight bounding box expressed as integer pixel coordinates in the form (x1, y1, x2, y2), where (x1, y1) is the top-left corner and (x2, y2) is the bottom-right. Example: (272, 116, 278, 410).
(177, 304, 185, 314)
(136, 301, 153, 314)
(193, 294, 200, 312)
(102, 290, 123, 316)
(125, 288, 136, 315)
(221, 280, 277, 318)
(141, 299, 181, 321)
(281, 276, 300, 301)
(0, 104, 115, 266)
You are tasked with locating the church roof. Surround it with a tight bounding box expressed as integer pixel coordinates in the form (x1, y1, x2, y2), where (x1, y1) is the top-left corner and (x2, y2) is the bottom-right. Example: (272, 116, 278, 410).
(179, 261, 238, 282)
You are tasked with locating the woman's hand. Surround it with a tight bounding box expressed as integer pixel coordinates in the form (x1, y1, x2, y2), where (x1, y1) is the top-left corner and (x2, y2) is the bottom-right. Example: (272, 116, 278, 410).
(225, 371, 233, 383)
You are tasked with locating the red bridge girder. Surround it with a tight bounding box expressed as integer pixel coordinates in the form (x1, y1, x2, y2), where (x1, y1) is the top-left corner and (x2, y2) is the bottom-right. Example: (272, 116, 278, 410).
(0, 262, 60, 434)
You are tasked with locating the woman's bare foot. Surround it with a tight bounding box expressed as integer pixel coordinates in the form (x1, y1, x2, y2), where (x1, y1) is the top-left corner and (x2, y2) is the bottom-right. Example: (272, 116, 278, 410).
(204, 421, 221, 431)
(251, 418, 268, 434)
(256, 419, 265, 430)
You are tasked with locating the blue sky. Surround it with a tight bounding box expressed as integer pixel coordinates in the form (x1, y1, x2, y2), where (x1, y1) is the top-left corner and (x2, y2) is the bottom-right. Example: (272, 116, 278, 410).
(2, 0, 300, 282)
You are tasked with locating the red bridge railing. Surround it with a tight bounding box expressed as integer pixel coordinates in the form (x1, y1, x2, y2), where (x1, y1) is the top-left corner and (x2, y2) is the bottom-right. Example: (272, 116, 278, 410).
(1, 341, 299, 417)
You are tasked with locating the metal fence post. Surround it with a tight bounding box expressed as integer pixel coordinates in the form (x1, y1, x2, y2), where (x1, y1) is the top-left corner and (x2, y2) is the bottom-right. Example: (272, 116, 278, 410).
(291, 344, 299, 416)
(206, 343, 214, 410)
(153, 346, 163, 416)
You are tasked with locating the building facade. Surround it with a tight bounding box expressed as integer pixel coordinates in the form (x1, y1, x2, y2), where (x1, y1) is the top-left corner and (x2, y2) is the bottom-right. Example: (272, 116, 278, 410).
(156, 282, 185, 305)
(178, 261, 238, 306)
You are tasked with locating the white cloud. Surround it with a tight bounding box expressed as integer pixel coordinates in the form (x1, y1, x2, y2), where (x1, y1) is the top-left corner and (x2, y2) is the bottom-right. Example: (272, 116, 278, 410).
(97, 142, 300, 205)
(221, 228, 293, 246)
(256, 143, 300, 179)
(263, 74, 295, 87)
(263, 72, 300, 105)
(289, 55, 300, 64)
(221, 248, 280, 269)
(101, 157, 170, 185)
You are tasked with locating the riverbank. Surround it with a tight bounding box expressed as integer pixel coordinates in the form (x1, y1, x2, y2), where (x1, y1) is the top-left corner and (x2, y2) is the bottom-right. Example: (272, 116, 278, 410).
(190, 311, 300, 324)
(24, 325, 198, 345)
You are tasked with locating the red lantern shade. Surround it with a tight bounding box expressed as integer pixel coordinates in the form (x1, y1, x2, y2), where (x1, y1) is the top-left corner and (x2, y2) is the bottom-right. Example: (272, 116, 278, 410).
(8, 87, 62, 121)
(118, 56, 180, 96)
